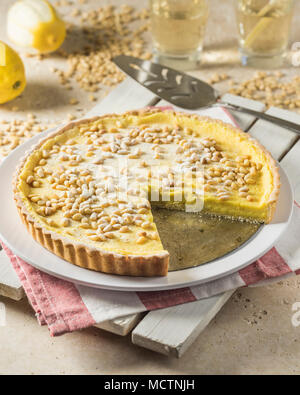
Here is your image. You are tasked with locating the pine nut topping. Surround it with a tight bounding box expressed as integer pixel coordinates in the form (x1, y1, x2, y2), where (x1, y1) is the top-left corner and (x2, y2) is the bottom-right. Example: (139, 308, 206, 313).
(137, 236, 147, 245)
(20, 111, 267, 255)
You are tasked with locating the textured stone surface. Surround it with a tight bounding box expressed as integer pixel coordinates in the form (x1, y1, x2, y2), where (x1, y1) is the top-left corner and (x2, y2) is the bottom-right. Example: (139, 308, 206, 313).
(0, 0, 300, 375)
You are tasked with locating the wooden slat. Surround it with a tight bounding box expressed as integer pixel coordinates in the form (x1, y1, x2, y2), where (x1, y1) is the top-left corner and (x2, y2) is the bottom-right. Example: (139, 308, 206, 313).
(221, 93, 266, 130)
(95, 313, 144, 336)
(0, 249, 24, 301)
(86, 78, 158, 117)
(132, 291, 234, 358)
(159, 93, 266, 131)
(248, 107, 300, 160)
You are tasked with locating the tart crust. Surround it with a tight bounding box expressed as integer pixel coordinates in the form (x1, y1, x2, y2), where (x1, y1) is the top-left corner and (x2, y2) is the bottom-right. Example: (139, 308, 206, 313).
(13, 109, 280, 277)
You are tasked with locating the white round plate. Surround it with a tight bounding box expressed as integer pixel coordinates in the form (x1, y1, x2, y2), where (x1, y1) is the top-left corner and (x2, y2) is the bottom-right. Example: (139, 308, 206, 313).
(0, 130, 294, 292)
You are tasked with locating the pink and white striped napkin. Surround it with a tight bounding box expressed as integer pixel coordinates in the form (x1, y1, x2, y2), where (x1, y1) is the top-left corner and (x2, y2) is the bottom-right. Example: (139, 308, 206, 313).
(2, 107, 300, 336)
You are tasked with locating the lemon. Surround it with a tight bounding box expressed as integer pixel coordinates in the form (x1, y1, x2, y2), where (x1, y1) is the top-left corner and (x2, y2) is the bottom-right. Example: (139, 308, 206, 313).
(7, 0, 66, 54)
(0, 41, 26, 104)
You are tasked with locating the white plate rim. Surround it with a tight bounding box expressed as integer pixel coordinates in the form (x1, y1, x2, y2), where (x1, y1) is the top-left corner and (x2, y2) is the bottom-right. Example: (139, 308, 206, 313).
(0, 130, 294, 292)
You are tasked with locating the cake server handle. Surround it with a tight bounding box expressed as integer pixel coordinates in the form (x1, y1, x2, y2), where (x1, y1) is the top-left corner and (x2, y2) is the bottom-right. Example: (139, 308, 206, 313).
(217, 101, 300, 136)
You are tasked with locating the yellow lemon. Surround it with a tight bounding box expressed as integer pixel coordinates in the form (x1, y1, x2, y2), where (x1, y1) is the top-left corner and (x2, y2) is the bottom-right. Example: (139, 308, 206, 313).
(0, 41, 26, 104)
(7, 0, 66, 54)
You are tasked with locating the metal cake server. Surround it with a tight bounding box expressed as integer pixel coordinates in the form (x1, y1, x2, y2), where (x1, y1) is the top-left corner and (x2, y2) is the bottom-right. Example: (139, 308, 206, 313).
(113, 55, 300, 135)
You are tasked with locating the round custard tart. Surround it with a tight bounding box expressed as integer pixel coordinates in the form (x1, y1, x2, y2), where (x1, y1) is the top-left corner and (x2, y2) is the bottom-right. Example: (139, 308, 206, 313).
(14, 109, 280, 277)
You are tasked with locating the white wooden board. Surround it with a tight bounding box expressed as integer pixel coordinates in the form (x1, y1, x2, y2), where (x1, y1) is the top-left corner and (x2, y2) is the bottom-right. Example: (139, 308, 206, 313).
(221, 93, 266, 130)
(0, 79, 299, 356)
(132, 291, 234, 358)
(95, 313, 144, 336)
(249, 107, 300, 160)
(0, 248, 24, 301)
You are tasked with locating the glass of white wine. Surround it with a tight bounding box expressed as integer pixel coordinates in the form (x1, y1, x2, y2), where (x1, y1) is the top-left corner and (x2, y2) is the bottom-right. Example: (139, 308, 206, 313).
(149, 0, 209, 70)
(236, 0, 295, 67)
